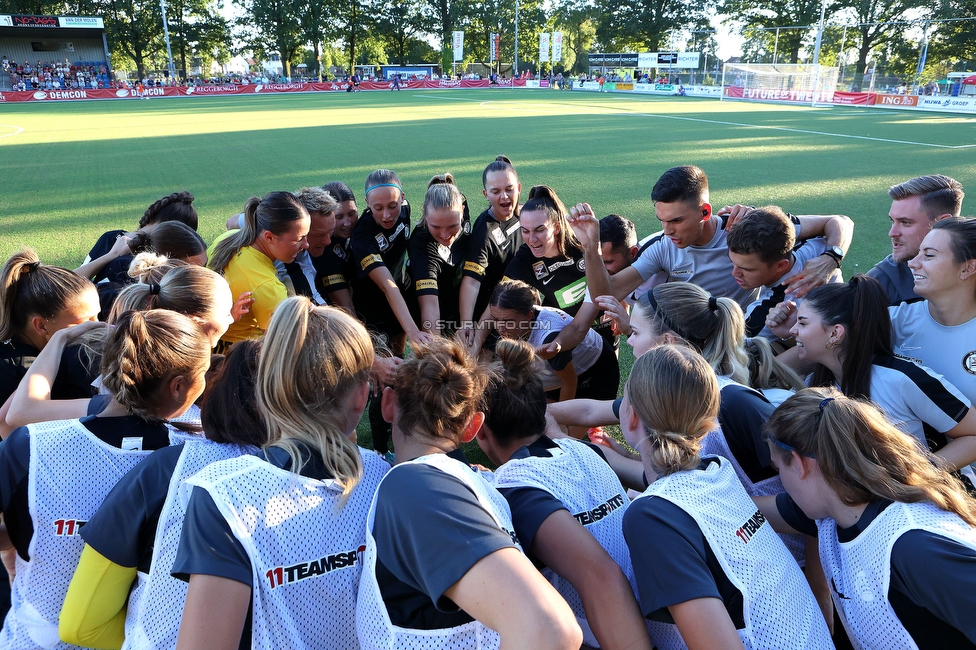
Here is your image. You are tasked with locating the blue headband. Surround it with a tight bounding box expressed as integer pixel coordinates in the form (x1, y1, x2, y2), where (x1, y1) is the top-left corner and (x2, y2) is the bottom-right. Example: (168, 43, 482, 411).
(365, 183, 402, 196)
(769, 437, 815, 459)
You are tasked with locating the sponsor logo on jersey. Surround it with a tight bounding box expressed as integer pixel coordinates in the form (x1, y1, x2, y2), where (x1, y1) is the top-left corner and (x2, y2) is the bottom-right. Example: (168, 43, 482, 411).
(670, 267, 693, 277)
(361, 254, 383, 270)
(532, 261, 549, 280)
(894, 352, 925, 366)
(265, 545, 366, 589)
(464, 261, 485, 275)
(332, 242, 348, 260)
(491, 227, 506, 246)
(392, 223, 407, 241)
(324, 273, 345, 287)
(964, 351, 976, 376)
(416, 279, 438, 291)
(577, 258, 586, 272)
(555, 278, 587, 309)
(53, 519, 87, 536)
(463, 221, 471, 235)
(375, 233, 389, 252)
(548, 258, 575, 271)
(734, 509, 767, 544)
(572, 494, 626, 526)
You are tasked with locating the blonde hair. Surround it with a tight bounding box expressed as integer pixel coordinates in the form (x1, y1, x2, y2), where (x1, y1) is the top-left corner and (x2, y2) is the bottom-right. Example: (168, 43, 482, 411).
(625, 346, 720, 476)
(766, 388, 976, 527)
(636, 283, 749, 384)
(423, 175, 464, 219)
(744, 337, 804, 391)
(256, 297, 373, 499)
(127, 252, 187, 284)
(110, 264, 229, 326)
(100, 309, 210, 422)
(393, 337, 489, 445)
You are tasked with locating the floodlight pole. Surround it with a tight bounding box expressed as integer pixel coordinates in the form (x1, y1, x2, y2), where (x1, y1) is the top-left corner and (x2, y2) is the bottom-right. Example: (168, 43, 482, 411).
(514, 0, 519, 75)
(160, 0, 176, 80)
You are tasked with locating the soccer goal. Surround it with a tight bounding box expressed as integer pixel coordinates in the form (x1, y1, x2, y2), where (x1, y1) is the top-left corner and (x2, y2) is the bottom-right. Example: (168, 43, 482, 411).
(722, 63, 839, 107)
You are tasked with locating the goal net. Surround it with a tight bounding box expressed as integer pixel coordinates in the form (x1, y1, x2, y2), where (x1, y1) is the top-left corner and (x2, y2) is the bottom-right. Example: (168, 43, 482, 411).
(722, 63, 838, 106)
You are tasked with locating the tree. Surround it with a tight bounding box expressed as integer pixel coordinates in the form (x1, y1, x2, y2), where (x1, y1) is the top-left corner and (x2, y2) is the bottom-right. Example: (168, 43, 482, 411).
(721, 0, 842, 64)
(553, 0, 597, 74)
(374, 1, 435, 64)
(593, 0, 707, 52)
(926, 0, 976, 69)
(0, 0, 66, 14)
(165, 0, 230, 78)
(836, 0, 932, 90)
(235, 0, 302, 77)
(101, 0, 164, 79)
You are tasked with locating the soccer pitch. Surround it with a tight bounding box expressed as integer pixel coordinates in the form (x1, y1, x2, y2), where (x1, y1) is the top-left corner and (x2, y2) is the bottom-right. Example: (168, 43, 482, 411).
(2, 89, 975, 271)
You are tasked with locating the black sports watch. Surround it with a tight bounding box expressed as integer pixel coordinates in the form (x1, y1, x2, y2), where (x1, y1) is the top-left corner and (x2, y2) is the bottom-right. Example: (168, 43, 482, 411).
(821, 246, 844, 268)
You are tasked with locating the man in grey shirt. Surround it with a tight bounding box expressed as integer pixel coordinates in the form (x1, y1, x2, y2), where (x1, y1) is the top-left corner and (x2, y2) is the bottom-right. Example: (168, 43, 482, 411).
(868, 174, 964, 305)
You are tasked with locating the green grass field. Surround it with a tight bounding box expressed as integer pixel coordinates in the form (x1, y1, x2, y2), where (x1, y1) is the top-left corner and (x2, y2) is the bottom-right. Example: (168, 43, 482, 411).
(2, 89, 974, 458)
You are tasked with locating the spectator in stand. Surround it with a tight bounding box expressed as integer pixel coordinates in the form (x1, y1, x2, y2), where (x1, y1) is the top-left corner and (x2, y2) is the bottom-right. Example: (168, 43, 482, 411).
(867, 174, 964, 305)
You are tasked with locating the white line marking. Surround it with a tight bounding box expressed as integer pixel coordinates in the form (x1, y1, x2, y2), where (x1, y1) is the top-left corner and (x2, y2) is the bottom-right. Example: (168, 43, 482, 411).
(412, 94, 483, 102)
(0, 124, 24, 140)
(618, 110, 974, 149)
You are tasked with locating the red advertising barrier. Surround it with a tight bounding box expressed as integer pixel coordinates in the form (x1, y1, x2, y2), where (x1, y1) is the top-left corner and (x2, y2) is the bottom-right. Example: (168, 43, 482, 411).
(831, 91, 876, 105)
(0, 78, 526, 102)
(874, 93, 918, 107)
(723, 86, 835, 103)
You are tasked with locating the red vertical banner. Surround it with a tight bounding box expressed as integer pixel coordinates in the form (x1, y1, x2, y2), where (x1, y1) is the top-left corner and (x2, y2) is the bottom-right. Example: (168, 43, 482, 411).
(491, 33, 501, 62)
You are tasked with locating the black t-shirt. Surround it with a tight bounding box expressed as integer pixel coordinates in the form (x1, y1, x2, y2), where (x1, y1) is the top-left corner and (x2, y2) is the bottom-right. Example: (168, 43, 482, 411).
(717, 383, 777, 485)
(372, 459, 517, 630)
(51, 344, 101, 400)
(350, 204, 412, 325)
(317, 236, 356, 295)
(0, 416, 170, 561)
(503, 244, 587, 317)
(623, 458, 745, 627)
(777, 494, 976, 648)
(86, 230, 135, 284)
(407, 220, 470, 328)
(0, 338, 39, 405)
(463, 208, 523, 319)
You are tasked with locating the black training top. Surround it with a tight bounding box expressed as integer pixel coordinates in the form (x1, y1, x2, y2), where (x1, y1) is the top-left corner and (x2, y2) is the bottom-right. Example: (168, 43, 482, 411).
(407, 220, 470, 328)
(503, 244, 587, 316)
(463, 208, 523, 319)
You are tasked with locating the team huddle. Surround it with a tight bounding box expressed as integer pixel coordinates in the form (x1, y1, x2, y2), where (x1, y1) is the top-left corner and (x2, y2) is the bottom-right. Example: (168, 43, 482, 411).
(0, 159, 974, 650)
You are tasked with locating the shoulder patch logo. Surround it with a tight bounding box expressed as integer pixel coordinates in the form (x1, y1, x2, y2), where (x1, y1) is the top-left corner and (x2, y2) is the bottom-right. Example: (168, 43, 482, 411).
(964, 351, 976, 376)
(532, 260, 549, 280)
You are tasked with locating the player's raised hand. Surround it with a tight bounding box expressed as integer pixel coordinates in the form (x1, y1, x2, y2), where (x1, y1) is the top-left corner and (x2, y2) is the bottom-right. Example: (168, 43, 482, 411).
(765, 300, 798, 340)
(567, 203, 599, 249)
(715, 203, 753, 228)
(785, 255, 838, 298)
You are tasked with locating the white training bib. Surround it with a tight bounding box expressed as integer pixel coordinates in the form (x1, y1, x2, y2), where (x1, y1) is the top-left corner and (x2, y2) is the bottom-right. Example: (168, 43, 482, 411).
(187, 448, 388, 650)
(357, 453, 522, 650)
(818, 500, 976, 650)
(634, 457, 833, 650)
(122, 439, 258, 649)
(0, 419, 153, 650)
(491, 438, 630, 647)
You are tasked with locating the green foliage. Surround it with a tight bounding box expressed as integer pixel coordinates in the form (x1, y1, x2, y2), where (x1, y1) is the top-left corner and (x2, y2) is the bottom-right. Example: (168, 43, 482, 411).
(235, 0, 303, 76)
(594, 0, 707, 52)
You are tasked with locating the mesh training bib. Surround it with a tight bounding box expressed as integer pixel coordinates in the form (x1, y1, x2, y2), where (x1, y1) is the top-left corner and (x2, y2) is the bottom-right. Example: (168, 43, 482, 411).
(0, 419, 153, 650)
(818, 501, 976, 650)
(491, 438, 630, 647)
(357, 453, 521, 650)
(122, 439, 258, 650)
(186, 448, 387, 650)
(634, 457, 833, 650)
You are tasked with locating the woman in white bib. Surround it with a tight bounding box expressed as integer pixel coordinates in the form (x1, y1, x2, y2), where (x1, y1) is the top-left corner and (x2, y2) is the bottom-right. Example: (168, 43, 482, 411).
(479, 339, 650, 650)
(174, 298, 389, 650)
(0, 309, 211, 650)
(760, 388, 976, 649)
(619, 346, 833, 650)
(357, 338, 582, 650)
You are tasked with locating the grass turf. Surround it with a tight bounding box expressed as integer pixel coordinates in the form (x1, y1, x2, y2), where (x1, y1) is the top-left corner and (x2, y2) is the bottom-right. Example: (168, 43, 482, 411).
(2, 89, 974, 458)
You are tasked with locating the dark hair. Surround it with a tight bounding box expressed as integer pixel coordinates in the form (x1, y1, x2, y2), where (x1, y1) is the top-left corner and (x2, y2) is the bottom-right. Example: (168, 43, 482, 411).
(726, 206, 796, 263)
(0, 248, 94, 341)
(651, 165, 709, 205)
(521, 185, 581, 256)
(888, 175, 964, 220)
(201, 339, 267, 446)
(208, 192, 308, 273)
(932, 217, 976, 264)
(482, 155, 517, 187)
(483, 339, 547, 444)
(128, 221, 206, 260)
(805, 275, 891, 400)
(489, 279, 541, 316)
(139, 191, 198, 230)
(322, 181, 356, 204)
(599, 214, 638, 251)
